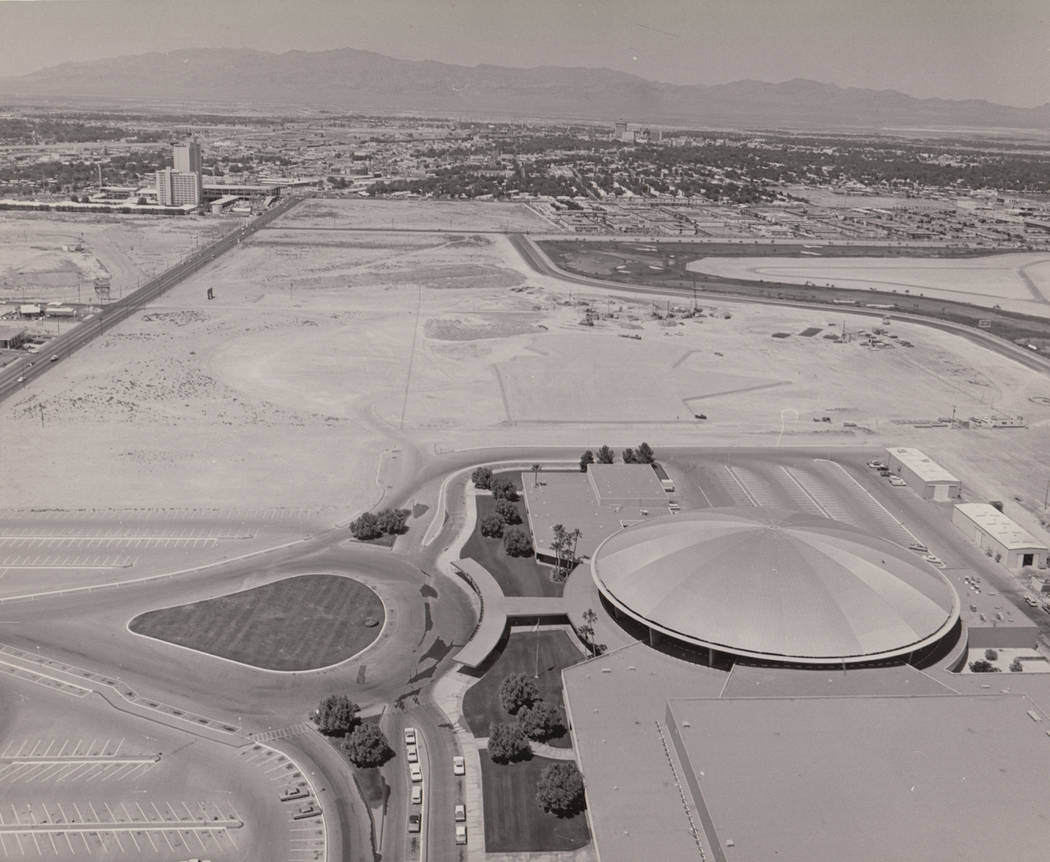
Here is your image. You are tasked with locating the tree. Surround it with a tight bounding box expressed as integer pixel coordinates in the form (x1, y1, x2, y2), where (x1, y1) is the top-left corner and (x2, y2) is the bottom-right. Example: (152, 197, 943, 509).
(1010, 658, 1024, 672)
(581, 608, 599, 657)
(551, 524, 582, 579)
(488, 721, 531, 763)
(471, 467, 493, 490)
(636, 442, 655, 464)
(579, 450, 594, 472)
(349, 512, 382, 540)
(596, 445, 614, 464)
(531, 463, 541, 488)
(344, 722, 392, 767)
(495, 498, 521, 525)
(316, 694, 360, 736)
(518, 701, 565, 742)
(984, 649, 998, 661)
(376, 508, 410, 535)
(968, 659, 1000, 673)
(536, 761, 586, 816)
(622, 447, 637, 464)
(490, 477, 519, 502)
(480, 514, 505, 538)
(503, 525, 533, 557)
(499, 673, 540, 715)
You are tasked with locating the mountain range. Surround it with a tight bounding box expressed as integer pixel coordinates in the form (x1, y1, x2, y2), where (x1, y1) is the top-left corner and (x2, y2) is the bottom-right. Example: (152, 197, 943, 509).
(2, 47, 1049, 132)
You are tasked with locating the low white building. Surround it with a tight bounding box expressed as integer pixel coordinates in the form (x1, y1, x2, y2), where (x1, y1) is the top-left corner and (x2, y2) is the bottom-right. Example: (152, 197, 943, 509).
(952, 503, 1048, 571)
(886, 447, 961, 501)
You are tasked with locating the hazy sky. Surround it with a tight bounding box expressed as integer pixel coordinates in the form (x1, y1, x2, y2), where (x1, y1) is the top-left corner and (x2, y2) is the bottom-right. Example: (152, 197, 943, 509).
(1, 0, 1049, 106)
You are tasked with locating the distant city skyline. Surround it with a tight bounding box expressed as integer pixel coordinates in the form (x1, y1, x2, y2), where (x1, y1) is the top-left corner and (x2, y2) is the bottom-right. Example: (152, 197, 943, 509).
(1, 0, 1049, 107)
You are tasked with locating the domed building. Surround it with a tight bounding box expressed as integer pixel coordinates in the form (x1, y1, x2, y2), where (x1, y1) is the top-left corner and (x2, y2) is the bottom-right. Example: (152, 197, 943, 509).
(591, 507, 961, 666)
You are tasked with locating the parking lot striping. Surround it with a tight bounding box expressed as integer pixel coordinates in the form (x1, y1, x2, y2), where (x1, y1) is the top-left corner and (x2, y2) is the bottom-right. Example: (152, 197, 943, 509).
(780, 467, 833, 518)
(780, 466, 859, 526)
(0, 659, 92, 697)
(731, 465, 795, 510)
(817, 460, 921, 546)
(722, 466, 759, 506)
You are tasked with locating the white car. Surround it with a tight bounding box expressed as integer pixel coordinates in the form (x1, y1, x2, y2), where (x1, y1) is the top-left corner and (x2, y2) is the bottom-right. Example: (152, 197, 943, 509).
(452, 755, 465, 776)
(407, 745, 418, 763)
(404, 727, 416, 745)
(454, 803, 466, 822)
(411, 784, 423, 805)
(455, 824, 467, 845)
(410, 762, 423, 782)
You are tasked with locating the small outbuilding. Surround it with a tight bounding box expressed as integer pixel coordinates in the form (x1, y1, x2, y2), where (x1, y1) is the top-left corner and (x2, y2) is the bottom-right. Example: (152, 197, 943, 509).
(886, 447, 961, 501)
(952, 502, 1048, 570)
(0, 324, 28, 349)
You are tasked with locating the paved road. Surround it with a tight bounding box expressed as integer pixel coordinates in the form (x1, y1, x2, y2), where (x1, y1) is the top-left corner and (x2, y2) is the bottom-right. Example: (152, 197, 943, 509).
(0, 195, 303, 405)
(508, 233, 1050, 377)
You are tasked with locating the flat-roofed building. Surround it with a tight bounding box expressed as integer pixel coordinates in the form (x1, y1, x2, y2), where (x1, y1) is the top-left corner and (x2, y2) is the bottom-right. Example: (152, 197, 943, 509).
(521, 464, 670, 565)
(0, 324, 27, 349)
(664, 693, 1050, 862)
(886, 446, 961, 500)
(952, 502, 1048, 570)
(155, 168, 201, 207)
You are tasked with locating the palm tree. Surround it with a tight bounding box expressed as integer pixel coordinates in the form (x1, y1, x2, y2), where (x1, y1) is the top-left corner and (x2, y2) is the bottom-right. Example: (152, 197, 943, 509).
(531, 463, 541, 487)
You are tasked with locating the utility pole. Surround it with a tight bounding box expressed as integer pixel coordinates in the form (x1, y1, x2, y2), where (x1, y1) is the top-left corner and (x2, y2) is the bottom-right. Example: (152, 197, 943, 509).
(1044, 478, 1049, 510)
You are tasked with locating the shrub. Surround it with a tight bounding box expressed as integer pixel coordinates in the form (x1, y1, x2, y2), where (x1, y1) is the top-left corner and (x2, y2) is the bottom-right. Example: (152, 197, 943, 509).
(636, 442, 655, 464)
(495, 498, 521, 525)
(503, 525, 533, 557)
(984, 649, 998, 662)
(376, 508, 410, 535)
(622, 447, 636, 464)
(579, 450, 594, 472)
(1010, 658, 1024, 672)
(480, 514, 505, 538)
(518, 701, 565, 742)
(499, 673, 540, 715)
(596, 445, 614, 464)
(968, 659, 1000, 673)
(471, 467, 493, 490)
(536, 761, 586, 816)
(488, 721, 531, 763)
(315, 694, 360, 736)
(345, 722, 392, 767)
(349, 512, 382, 540)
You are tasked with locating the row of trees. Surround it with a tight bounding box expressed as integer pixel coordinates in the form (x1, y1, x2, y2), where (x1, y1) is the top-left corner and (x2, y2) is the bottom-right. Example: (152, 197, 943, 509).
(313, 694, 393, 768)
(349, 507, 410, 540)
(473, 468, 534, 556)
(579, 442, 655, 470)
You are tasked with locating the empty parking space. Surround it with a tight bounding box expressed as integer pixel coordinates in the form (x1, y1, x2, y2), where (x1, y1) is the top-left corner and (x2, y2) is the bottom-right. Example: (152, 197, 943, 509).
(0, 800, 242, 857)
(0, 553, 137, 569)
(0, 739, 160, 785)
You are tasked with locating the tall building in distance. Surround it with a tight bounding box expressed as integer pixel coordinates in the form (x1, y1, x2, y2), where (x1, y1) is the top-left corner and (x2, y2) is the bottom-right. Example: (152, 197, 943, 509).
(155, 139, 203, 207)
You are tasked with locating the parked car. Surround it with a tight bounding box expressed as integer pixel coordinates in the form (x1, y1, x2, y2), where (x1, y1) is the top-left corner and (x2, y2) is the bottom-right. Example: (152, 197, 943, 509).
(404, 727, 416, 745)
(454, 804, 466, 822)
(408, 814, 421, 834)
(1025, 596, 1039, 608)
(888, 476, 906, 486)
(280, 785, 309, 802)
(410, 762, 423, 782)
(407, 746, 418, 763)
(908, 543, 929, 553)
(452, 755, 465, 776)
(455, 824, 467, 845)
(411, 785, 423, 805)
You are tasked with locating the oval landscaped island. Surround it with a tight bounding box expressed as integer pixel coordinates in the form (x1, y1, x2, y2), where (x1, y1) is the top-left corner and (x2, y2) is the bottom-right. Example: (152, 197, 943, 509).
(129, 573, 385, 671)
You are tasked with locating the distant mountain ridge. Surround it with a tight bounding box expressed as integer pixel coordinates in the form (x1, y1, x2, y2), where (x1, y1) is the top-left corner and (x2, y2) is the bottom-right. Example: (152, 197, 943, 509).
(2, 46, 1049, 131)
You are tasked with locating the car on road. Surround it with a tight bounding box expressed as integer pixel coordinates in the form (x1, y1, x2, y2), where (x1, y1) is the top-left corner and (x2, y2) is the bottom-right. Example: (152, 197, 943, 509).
(1025, 596, 1039, 608)
(878, 469, 892, 477)
(404, 727, 416, 745)
(454, 804, 466, 822)
(888, 475, 906, 486)
(49, 354, 59, 362)
(409, 813, 421, 833)
(867, 460, 887, 470)
(410, 762, 423, 782)
(411, 785, 423, 805)
(452, 755, 465, 776)
(407, 745, 418, 763)
(455, 824, 468, 845)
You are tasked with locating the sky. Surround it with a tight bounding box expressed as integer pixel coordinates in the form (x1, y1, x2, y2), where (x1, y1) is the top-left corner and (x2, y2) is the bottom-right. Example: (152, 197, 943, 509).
(1, 0, 1049, 106)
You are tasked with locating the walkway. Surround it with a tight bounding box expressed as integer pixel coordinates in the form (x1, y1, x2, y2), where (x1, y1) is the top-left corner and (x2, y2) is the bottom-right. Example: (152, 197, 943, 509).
(451, 559, 566, 669)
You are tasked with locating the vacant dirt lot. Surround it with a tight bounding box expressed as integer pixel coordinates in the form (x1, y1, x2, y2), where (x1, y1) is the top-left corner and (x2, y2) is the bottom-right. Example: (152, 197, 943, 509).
(2, 201, 1049, 542)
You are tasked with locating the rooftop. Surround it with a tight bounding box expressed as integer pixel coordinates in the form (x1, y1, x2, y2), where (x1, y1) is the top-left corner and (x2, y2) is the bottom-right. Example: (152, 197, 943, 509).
(667, 693, 1050, 862)
(521, 469, 670, 560)
(955, 503, 1047, 551)
(886, 447, 959, 484)
(586, 463, 667, 506)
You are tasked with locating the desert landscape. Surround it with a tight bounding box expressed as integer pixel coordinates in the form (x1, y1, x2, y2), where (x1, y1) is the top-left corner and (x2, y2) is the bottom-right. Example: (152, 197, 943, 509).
(1, 202, 1049, 538)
